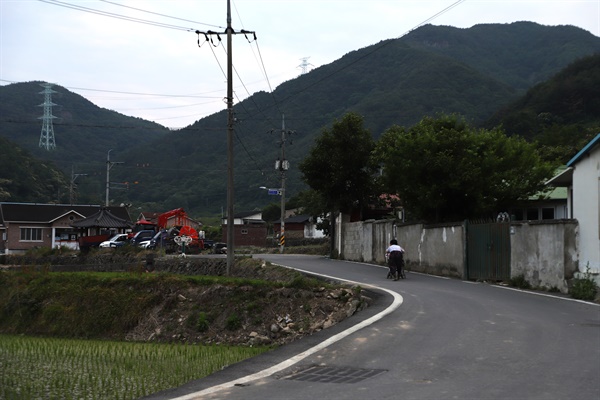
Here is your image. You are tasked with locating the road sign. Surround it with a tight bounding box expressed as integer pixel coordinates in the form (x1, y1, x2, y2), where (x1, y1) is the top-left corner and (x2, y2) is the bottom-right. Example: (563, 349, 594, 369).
(268, 189, 281, 195)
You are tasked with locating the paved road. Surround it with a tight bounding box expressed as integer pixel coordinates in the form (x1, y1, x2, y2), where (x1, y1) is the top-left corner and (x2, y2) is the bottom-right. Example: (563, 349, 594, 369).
(144, 255, 600, 400)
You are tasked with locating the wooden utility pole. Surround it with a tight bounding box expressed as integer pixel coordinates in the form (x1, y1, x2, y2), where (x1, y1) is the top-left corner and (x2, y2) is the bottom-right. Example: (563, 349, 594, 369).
(226, 0, 234, 274)
(195, 0, 256, 275)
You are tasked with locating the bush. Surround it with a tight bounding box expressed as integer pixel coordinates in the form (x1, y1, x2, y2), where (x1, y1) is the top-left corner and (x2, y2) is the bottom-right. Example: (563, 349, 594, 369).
(571, 267, 598, 301)
(509, 274, 531, 289)
(225, 313, 242, 331)
(195, 312, 210, 332)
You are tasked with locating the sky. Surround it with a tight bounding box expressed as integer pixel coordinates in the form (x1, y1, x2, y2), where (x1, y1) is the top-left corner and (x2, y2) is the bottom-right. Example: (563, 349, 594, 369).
(1, 0, 599, 129)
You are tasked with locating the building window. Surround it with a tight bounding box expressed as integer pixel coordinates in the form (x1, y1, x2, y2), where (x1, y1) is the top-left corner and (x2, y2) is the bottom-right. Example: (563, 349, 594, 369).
(20, 228, 42, 241)
(526, 208, 539, 221)
(541, 208, 555, 220)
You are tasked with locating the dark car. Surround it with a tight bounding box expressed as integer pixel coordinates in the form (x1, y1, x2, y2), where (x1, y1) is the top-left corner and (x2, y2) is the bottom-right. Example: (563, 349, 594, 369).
(147, 230, 170, 250)
(130, 230, 156, 246)
(213, 242, 227, 254)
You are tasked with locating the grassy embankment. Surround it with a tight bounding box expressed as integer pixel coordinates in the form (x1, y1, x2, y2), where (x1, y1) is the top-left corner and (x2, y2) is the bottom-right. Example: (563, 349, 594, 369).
(0, 265, 319, 399)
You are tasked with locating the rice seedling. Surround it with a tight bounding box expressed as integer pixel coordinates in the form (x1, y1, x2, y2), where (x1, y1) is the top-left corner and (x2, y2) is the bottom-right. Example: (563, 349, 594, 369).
(0, 334, 269, 400)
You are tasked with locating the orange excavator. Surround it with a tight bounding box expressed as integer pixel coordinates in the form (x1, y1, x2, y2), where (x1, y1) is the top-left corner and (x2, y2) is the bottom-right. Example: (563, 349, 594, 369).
(152, 208, 204, 253)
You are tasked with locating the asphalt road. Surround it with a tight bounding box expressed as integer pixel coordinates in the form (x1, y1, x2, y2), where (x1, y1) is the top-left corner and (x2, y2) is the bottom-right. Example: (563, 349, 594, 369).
(144, 255, 600, 400)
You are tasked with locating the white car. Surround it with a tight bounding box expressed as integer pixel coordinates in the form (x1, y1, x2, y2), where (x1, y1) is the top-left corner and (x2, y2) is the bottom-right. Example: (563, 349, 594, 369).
(99, 233, 129, 248)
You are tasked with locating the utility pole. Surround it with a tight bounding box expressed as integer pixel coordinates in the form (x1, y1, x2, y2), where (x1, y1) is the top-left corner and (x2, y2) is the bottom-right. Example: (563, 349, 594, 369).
(105, 149, 123, 207)
(195, 0, 255, 275)
(226, 0, 235, 274)
(38, 83, 57, 150)
(69, 166, 87, 205)
(276, 114, 293, 253)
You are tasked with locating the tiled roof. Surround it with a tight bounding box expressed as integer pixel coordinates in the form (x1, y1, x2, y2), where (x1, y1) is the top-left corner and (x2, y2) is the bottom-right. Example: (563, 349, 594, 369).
(0, 203, 131, 225)
(71, 208, 133, 228)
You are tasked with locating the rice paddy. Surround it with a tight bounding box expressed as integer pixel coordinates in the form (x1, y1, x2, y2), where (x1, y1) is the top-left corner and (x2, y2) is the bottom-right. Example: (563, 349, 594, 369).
(0, 334, 270, 399)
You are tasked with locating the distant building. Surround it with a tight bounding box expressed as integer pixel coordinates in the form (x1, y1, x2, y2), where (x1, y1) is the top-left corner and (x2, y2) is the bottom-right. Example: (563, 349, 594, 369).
(547, 133, 600, 273)
(0, 203, 131, 254)
(274, 214, 325, 239)
(221, 210, 267, 247)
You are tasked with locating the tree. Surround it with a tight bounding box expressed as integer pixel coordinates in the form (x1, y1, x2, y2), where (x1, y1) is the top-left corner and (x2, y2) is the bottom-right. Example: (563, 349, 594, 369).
(299, 113, 379, 254)
(299, 112, 379, 214)
(375, 114, 556, 222)
(261, 202, 281, 223)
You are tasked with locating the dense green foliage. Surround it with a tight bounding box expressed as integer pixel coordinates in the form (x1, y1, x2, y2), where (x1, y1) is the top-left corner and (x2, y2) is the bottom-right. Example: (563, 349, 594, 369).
(484, 54, 600, 163)
(1, 22, 599, 216)
(299, 113, 378, 216)
(0, 136, 69, 203)
(375, 114, 556, 222)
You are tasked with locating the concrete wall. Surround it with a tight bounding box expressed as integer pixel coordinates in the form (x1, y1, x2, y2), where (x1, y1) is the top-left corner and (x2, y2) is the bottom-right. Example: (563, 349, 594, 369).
(407, 223, 465, 278)
(510, 220, 579, 293)
(337, 217, 580, 291)
(339, 219, 465, 278)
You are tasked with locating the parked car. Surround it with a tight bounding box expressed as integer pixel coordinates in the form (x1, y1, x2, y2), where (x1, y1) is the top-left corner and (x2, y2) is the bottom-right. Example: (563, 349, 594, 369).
(99, 233, 129, 248)
(203, 239, 215, 249)
(130, 230, 156, 246)
(213, 242, 227, 254)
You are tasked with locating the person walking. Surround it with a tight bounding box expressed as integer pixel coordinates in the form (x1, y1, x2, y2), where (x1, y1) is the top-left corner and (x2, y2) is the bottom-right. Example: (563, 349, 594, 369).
(385, 239, 405, 280)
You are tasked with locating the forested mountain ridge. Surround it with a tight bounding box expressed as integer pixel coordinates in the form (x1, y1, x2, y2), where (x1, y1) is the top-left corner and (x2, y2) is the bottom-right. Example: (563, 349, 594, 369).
(0, 136, 68, 203)
(1, 22, 599, 216)
(484, 53, 600, 161)
(0, 81, 168, 170)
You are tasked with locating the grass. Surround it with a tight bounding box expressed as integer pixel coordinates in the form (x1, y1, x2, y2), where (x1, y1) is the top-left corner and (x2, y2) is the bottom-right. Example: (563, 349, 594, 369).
(0, 334, 269, 400)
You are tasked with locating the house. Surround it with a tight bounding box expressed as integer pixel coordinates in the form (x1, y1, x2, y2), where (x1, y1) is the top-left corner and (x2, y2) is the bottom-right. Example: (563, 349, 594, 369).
(274, 214, 325, 239)
(221, 210, 267, 247)
(0, 203, 132, 254)
(71, 207, 134, 249)
(221, 210, 263, 225)
(547, 133, 600, 275)
(508, 182, 569, 221)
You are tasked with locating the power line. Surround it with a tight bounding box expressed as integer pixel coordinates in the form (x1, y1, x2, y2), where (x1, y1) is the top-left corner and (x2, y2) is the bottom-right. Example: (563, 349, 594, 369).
(98, 0, 223, 29)
(38, 0, 198, 32)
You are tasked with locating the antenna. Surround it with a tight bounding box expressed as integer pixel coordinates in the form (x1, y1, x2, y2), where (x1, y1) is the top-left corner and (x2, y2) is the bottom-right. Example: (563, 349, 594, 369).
(38, 83, 58, 150)
(297, 57, 314, 75)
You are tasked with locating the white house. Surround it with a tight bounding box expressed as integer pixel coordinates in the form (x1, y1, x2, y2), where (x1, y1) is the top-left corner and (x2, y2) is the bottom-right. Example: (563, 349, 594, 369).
(547, 133, 600, 276)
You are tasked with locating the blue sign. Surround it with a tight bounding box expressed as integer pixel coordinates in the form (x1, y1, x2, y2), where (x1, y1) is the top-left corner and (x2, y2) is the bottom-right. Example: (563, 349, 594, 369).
(268, 189, 281, 195)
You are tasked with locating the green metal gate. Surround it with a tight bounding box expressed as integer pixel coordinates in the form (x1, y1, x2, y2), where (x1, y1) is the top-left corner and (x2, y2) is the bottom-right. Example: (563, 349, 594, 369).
(466, 222, 511, 281)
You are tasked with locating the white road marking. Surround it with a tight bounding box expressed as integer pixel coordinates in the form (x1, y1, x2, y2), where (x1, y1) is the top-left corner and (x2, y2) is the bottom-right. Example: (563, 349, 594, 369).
(169, 265, 403, 399)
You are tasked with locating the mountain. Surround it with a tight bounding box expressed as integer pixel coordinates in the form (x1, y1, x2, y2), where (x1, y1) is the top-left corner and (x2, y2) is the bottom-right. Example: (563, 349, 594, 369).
(0, 136, 69, 203)
(1, 22, 599, 216)
(483, 53, 600, 161)
(0, 81, 168, 172)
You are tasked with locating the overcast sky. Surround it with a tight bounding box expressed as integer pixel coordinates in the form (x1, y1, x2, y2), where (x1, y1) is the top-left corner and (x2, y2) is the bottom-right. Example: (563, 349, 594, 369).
(1, 0, 598, 129)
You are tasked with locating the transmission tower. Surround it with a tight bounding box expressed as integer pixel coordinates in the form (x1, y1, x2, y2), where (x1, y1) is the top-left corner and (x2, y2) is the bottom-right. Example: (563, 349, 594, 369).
(38, 83, 58, 150)
(297, 57, 314, 75)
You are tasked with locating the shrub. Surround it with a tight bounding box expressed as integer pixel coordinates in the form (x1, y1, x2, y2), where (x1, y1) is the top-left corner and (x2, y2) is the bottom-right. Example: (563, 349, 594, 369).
(225, 313, 242, 331)
(195, 312, 210, 332)
(571, 266, 598, 301)
(509, 274, 531, 289)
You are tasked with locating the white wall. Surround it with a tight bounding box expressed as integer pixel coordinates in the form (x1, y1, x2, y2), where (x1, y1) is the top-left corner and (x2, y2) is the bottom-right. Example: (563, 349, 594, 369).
(572, 145, 600, 273)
